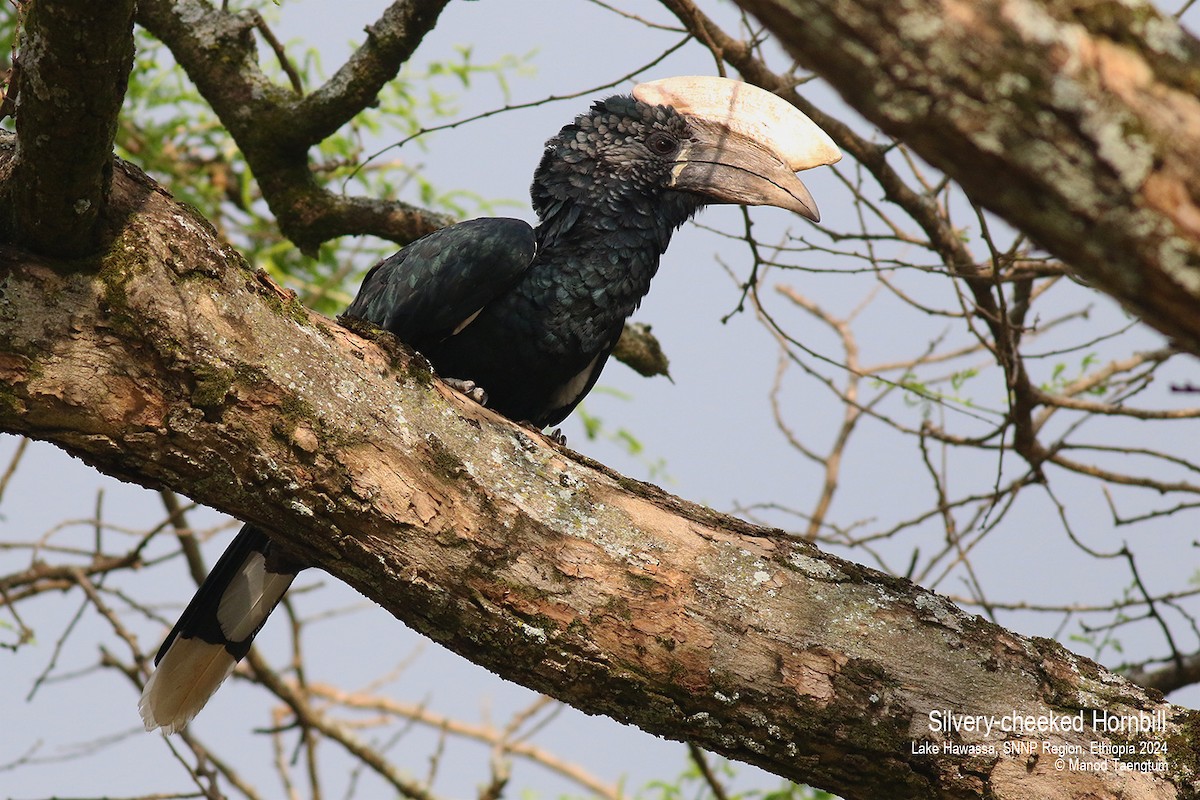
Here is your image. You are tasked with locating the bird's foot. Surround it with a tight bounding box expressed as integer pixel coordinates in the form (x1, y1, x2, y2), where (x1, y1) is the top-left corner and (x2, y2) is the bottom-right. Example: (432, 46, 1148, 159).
(515, 422, 567, 446)
(445, 378, 488, 406)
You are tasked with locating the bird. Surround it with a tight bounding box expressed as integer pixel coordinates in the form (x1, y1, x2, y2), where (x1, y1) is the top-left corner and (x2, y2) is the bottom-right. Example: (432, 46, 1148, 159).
(138, 75, 840, 734)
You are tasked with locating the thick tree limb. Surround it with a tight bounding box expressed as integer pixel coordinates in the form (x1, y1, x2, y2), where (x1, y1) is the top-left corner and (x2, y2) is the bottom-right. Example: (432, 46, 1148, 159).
(135, 0, 454, 253)
(732, 0, 1200, 356)
(2, 0, 135, 256)
(0, 143, 1195, 800)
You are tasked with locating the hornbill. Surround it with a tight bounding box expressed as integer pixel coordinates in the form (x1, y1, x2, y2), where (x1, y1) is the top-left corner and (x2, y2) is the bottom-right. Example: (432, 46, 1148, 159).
(139, 76, 840, 733)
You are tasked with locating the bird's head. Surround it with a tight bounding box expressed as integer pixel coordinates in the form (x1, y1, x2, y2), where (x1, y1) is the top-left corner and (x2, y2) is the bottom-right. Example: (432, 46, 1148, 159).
(532, 75, 840, 225)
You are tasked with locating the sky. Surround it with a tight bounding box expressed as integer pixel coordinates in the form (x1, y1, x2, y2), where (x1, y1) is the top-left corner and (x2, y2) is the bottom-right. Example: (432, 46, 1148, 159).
(3, 1, 1200, 798)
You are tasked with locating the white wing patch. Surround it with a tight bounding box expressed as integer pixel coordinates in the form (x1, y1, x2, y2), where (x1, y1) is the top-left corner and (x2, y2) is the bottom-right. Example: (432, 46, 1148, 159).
(549, 351, 605, 411)
(452, 308, 484, 336)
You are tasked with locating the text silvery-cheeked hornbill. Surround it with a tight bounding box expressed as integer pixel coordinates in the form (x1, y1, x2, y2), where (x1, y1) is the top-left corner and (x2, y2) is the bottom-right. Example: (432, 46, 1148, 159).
(139, 76, 840, 733)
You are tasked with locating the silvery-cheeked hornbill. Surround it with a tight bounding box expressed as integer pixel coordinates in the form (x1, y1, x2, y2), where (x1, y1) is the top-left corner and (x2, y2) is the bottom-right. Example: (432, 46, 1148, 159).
(139, 76, 840, 733)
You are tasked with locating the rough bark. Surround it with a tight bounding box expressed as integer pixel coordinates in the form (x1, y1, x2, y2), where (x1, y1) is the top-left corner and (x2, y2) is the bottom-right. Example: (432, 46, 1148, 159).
(3, 0, 135, 256)
(0, 140, 1196, 800)
(733, 0, 1200, 357)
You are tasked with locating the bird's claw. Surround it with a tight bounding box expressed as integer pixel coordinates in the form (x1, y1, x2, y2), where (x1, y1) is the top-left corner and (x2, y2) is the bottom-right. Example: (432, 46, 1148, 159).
(445, 378, 488, 406)
(515, 422, 567, 446)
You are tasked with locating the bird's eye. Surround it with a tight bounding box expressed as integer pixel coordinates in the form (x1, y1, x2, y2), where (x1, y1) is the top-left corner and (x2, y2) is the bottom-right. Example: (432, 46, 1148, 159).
(645, 132, 679, 157)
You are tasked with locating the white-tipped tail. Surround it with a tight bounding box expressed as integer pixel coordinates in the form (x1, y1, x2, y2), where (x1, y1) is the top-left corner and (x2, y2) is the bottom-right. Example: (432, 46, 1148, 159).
(139, 636, 238, 734)
(138, 527, 299, 734)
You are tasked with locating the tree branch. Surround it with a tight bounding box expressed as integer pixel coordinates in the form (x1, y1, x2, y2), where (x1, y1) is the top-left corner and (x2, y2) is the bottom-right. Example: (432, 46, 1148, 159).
(3, 0, 135, 256)
(0, 142, 1194, 800)
(297, 0, 452, 145)
(733, 0, 1200, 356)
(135, 0, 454, 254)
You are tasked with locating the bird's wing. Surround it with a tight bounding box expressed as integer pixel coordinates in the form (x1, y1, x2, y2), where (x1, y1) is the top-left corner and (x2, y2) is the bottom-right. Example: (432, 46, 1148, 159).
(344, 217, 537, 343)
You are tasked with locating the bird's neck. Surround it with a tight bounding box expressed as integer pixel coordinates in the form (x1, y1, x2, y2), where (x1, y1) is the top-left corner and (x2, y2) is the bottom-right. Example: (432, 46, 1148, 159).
(531, 189, 701, 326)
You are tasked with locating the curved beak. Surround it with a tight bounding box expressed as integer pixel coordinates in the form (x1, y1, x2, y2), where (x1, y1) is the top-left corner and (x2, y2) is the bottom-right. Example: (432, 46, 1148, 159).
(634, 76, 840, 222)
(668, 120, 824, 221)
